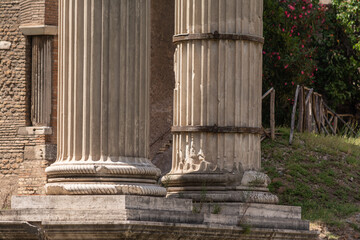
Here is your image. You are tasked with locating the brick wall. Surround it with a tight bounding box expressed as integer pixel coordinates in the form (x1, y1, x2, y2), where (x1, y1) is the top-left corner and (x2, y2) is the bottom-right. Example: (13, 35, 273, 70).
(19, 0, 45, 25)
(45, 0, 57, 26)
(0, 0, 57, 201)
(19, 0, 57, 26)
(46, 35, 57, 145)
(0, 0, 49, 201)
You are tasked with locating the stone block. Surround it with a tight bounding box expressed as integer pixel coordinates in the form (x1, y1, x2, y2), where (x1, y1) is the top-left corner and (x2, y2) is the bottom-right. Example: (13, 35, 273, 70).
(19, 25, 58, 36)
(0, 41, 11, 50)
(12, 195, 193, 212)
(23, 144, 56, 161)
(17, 126, 52, 135)
(4, 195, 318, 238)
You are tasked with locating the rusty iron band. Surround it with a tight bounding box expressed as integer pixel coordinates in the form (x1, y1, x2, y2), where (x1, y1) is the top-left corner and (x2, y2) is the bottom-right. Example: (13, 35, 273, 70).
(171, 126, 263, 135)
(173, 32, 264, 44)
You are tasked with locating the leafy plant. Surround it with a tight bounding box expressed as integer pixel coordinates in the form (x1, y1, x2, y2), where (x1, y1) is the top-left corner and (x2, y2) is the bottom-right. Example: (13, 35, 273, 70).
(263, 0, 360, 125)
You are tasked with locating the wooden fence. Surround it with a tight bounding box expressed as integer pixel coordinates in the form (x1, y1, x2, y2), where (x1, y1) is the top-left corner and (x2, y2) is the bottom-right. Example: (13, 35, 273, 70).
(262, 87, 276, 141)
(289, 86, 358, 144)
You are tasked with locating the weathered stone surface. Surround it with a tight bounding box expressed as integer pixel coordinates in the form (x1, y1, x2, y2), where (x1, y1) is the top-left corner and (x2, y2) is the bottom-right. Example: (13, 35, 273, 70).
(19, 25, 58, 35)
(0, 221, 320, 240)
(0, 41, 11, 50)
(17, 126, 52, 135)
(241, 171, 271, 187)
(23, 144, 56, 161)
(0, 195, 318, 240)
(163, 0, 278, 204)
(12, 195, 193, 212)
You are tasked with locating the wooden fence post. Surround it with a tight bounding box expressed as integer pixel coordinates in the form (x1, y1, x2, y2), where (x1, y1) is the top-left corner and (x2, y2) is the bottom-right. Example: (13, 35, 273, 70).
(289, 85, 300, 145)
(270, 90, 275, 140)
(297, 86, 304, 132)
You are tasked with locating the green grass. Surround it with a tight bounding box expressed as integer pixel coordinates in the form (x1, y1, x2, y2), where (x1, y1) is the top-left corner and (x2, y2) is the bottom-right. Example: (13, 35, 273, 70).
(262, 128, 360, 227)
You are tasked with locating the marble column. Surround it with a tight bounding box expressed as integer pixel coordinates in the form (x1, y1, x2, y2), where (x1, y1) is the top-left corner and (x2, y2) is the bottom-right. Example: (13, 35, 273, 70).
(163, 0, 278, 203)
(45, 0, 166, 196)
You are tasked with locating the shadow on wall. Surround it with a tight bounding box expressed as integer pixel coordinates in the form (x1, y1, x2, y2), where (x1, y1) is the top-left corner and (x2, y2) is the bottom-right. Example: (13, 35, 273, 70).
(150, 0, 175, 173)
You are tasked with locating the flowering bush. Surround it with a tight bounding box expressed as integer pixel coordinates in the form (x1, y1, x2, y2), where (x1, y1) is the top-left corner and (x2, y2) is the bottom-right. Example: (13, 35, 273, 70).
(263, 0, 360, 125)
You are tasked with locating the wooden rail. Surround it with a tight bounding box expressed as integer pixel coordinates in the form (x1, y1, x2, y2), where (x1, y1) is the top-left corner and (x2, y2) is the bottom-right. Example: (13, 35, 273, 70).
(262, 88, 276, 141)
(289, 86, 358, 144)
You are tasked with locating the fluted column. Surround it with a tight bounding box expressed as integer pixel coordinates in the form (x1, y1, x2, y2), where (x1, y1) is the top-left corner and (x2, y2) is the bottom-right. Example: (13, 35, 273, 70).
(45, 0, 166, 196)
(163, 0, 277, 203)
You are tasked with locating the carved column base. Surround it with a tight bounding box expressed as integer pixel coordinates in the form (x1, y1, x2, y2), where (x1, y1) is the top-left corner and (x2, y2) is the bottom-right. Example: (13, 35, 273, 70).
(163, 171, 278, 204)
(46, 183, 166, 196)
(45, 160, 167, 196)
(166, 190, 278, 204)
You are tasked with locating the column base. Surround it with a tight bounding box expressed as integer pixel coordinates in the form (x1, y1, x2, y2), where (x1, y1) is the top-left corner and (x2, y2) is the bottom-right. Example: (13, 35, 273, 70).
(46, 182, 167, 196)
(166, 189, 278, 204)
(163, 170, 278, 203)
(45, 160, 166, 196)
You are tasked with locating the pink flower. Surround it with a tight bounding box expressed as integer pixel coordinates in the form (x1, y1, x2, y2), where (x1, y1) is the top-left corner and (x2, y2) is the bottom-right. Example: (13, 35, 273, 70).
(289, 5, 295, 11)
(277, 56, 281, 60)
(285, 82, 288, 86)
(301, 71, 304, 75)
(284, 64, 289, 69)
(291, 82, 295, 85)
(263, 51, 266, 54)
(309, 3, 313, 9)
(282, 28, 285, 32)
(294, 16, 297, 20)
(301, 45, 304, 48)
(302, 6, 306, 10)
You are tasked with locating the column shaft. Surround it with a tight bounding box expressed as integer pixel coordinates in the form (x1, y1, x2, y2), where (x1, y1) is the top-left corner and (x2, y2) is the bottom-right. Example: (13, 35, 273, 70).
(164, 0, 277, 203)
(46, 0, 166, 196)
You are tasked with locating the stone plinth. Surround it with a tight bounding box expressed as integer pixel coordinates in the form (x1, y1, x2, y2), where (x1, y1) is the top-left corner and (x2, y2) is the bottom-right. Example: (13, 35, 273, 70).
(163, 0, 277, 203)
(45, 0, 165, 196)
(0, 195, 318, 240)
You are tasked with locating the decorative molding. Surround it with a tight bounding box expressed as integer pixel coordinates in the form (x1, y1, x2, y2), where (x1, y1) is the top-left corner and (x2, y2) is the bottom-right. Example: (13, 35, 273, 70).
(19, 25, 58, 36)
(46, 164, 161, 177)
(17, 126, 53, 135)
(46, 183, 167, 196)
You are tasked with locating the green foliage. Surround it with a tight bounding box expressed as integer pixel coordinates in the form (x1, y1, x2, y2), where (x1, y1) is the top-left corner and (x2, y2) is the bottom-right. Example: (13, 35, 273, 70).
(313, 4, 360, 108)
(332, 0, 360, 52)
(263, 0, 360, 125)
